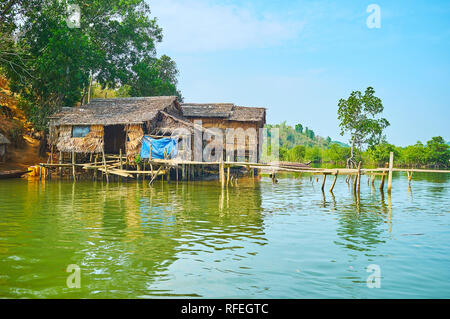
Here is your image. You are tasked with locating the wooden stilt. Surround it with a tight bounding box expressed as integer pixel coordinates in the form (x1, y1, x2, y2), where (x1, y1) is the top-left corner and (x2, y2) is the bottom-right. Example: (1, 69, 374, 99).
(321, 173, 327, 191)
(72, 151, 76, 181)
(227, 165, 230, 186)
(329, 170, 338, 192)
(220, 160, 225, 187)
(387, 152, 394, 193)
(380, 163, 388, 191)
(149, 166, 163, 186)
(102, 149, 109, 183)
(356, 161, 362, 194)
(408, 170, 413, 187)
(59, 151, 62, 178)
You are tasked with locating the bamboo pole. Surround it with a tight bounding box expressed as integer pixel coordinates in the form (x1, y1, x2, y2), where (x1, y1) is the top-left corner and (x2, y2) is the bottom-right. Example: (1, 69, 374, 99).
(94, 154, 98, 180)
(149, 166, 163, 186)
(408, 170, 413, 187)
(220, 159, 225, 187)
(119, 149, 123, 170)
(72, 151, 76, 181)
(102, 149, 109, 183)
(59, 151, 63, 178)
(321, 173, 327, 191)
(356, 161, 362, 194)
(387, 152, 394, 193)
(329, 170, 338, 192)
(380, 163, 388, 191)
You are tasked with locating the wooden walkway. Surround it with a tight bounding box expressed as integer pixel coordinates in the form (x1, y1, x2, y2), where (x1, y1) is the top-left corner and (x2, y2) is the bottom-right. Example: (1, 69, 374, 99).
(36, 151, 448, 194)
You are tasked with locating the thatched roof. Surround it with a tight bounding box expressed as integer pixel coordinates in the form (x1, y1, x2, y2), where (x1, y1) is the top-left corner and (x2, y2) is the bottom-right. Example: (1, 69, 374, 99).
(181, 103, 234, 118)
(181, 103, 265, 123)
(0, 133, 10, 144)
(50, 96, 179, 126)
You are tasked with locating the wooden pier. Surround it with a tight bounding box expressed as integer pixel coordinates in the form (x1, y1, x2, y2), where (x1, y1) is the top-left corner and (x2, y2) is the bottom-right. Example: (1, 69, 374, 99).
(36, 152, 449, 193)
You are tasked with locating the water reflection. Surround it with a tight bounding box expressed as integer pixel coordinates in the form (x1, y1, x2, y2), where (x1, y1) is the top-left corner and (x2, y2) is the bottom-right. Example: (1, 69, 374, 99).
(0, 179, 266, 297)
(0, 171, 449, 298)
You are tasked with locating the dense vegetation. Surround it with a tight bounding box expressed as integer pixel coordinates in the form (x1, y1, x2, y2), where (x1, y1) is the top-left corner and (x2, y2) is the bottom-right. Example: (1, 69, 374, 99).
(0, 0, 182, 131)
(269, 122, 449, 168)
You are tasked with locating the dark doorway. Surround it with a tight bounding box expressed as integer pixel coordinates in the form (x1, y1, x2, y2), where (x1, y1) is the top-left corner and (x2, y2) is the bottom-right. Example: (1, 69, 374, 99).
(104, 125, 126, 154)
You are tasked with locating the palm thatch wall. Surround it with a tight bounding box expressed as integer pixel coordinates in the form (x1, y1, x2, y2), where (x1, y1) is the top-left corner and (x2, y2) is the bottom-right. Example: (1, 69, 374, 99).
(56, 125, 104, 153)
(125, 124, 143, 161)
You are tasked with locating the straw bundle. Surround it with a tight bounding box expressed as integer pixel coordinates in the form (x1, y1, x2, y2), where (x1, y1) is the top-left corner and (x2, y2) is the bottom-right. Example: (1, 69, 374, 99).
(56, 125, 104, 153)
(126, 124, 143, 161)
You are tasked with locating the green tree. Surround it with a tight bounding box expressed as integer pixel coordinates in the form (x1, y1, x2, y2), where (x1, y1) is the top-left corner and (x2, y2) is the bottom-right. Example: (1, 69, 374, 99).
(426, 136, 449, 167)
(337, 87, 390, 168)
(1, 0, 182, 131)
(367, 143, 398, 164)
(305, 146, 322, 163)
(325, 143, 350, 164)
(128, 56, 182, 100)
(295, 123, 303, 133)
(286, 145, 306, 162)
(402, 141, 427, 166)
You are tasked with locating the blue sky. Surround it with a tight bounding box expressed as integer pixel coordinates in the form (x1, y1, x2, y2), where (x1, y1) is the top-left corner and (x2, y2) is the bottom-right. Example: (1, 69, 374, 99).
(148, 0, 450, 146)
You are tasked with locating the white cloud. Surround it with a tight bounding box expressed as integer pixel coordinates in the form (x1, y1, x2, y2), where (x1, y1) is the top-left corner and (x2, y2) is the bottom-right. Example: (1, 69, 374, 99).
(148, 0, 305, 53)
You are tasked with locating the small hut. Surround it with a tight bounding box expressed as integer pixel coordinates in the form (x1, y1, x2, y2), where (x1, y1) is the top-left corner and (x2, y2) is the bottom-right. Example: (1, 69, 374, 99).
(0, 133, 10, 162)
(48, 96, 194, 160)
(181, 103, 266, 162)
(48, 97, 266, 164)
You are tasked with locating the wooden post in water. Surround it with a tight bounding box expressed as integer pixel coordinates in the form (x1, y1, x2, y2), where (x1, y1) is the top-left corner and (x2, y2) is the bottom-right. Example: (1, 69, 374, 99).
(329, 170, 338, 193)
(219, 159, 225, 187)
(59, 151, 63, 178)
(407, 170, 413, 187)
(387, 152, 394, 193)
(182, 163, 185, 181)
(380, 163, 388, 191)
(102, 149, 109, 183)
(321, 174, 327, 192)
(356, 161, 362, 194)
(72, 151, 76, 181)
(94, 154, 98, 180)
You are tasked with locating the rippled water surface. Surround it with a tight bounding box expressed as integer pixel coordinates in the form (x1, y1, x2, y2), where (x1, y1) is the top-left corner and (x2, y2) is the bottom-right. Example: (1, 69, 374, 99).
(0, 173, 449, 298)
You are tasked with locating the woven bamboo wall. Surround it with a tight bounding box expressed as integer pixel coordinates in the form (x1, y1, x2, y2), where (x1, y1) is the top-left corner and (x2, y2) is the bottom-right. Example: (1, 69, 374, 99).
(125, 124, 143, 161)
(55, 125, 104, 153)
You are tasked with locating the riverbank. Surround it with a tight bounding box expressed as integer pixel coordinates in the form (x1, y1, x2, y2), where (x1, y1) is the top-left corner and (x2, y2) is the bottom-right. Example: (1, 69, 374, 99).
(0, 135, 46, 172)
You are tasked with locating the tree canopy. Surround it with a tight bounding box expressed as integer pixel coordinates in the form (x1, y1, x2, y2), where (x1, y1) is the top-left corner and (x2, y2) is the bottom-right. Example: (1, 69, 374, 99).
(337, 87, 389, 167)
(0, 0, 182, 131)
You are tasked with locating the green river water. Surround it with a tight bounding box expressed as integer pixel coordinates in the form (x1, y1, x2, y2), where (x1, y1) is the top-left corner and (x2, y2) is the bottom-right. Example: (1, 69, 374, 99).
(0, 172, 449, 298)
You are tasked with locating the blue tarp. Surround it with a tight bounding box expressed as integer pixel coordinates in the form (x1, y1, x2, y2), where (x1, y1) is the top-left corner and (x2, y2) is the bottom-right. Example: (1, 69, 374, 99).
(140, 136, 178, 159)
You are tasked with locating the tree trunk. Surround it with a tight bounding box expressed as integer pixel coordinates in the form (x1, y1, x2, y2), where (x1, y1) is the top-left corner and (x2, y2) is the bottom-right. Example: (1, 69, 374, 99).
(347, 136, 356, 168)
(38, 131, 47, 158)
